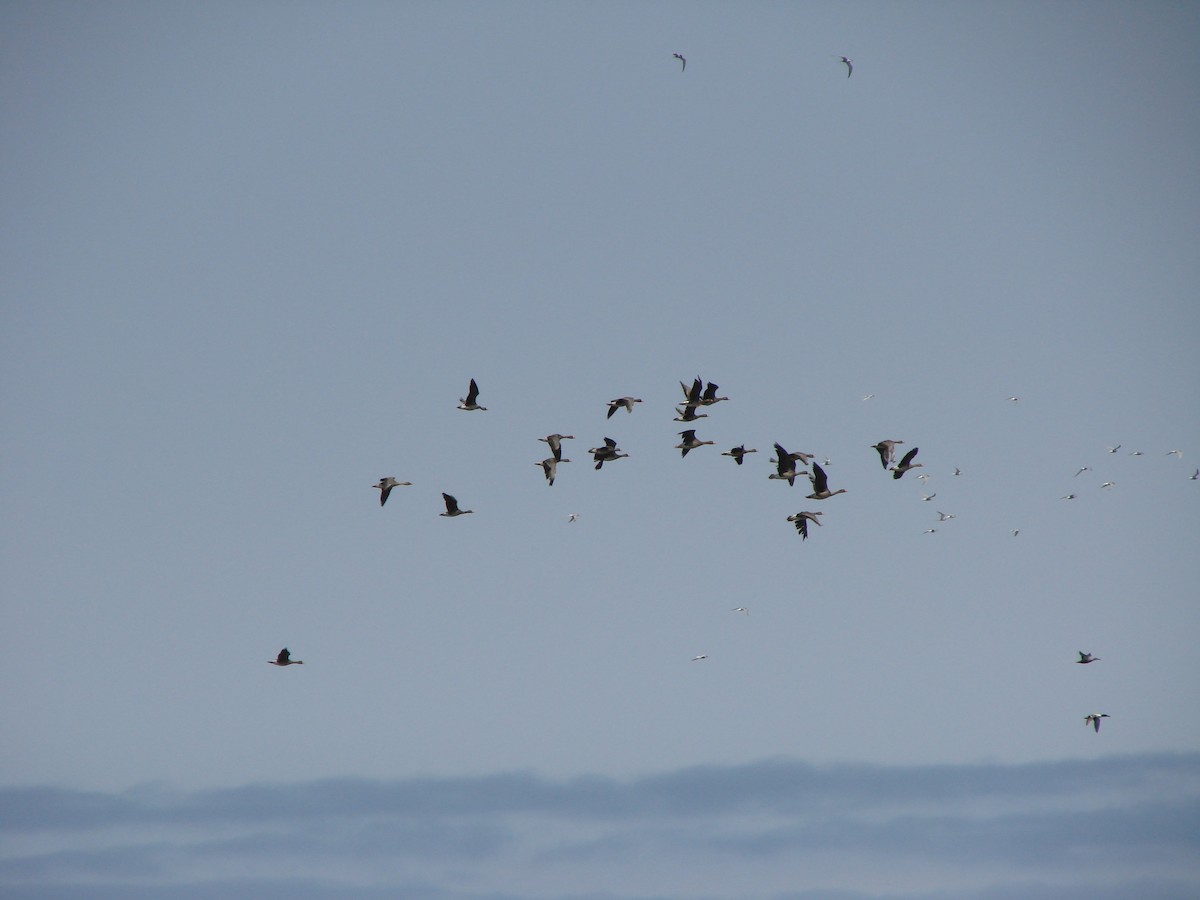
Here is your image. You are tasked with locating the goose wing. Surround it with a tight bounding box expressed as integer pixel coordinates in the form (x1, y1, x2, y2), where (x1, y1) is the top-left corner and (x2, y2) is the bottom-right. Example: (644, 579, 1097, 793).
(810, 462, 829, 493)
(442, 493, 460, 514)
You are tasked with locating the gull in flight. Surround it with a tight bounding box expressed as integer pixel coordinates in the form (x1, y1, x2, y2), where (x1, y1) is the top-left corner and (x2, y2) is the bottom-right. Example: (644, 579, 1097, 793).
(921, 492, 936, 501)
(862, 393, 875, 401)
(457, 378, 486, 411)
(1061, 494, 1076, 500)
(268, 648, 303, 666)
(923, 528, 937, 534)
(673, 52, 686, 72)
(1190, 469, 1199, 480)
(839, 56, 853, 77)
(937, 511, 956, 521)
(1007, 396, 1020, 403)
(567, 513, 579, 523)
(1012, 529, 1020, 537)
(1129, 450, 1144, 456)
(1101, 481, 1115, 489)
(1084, 713, 1110, 733)
(1074, 466, 1090, 477)
(787, 511, 823, 539)
(1167, 449, 1183, 459)
(732, 607, 749, 615)
(953, 467, 962, 476)
(691, 654, 708, 661)
(1076, 651, 1100, 664)
(1106, 445, 1121, 453)
(372, 476, 412, 507)
(606, 396, 642, 419)
(440, 493, 474, 517)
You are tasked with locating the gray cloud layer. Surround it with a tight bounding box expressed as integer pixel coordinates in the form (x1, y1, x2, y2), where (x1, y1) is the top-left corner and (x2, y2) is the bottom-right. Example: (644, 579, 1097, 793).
(3, 754, 1197, 899)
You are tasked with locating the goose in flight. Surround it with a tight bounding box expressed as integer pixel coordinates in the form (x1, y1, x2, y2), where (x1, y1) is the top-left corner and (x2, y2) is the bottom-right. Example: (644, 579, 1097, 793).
(372, 476, 412, 506)
(673, 52, 686, 72)
(787, 511, 823, 539)
(1084, 713, 1110, 732)
(673, 405, 708, 422)
(872, 440, 904, 469)
(440, 493, 474, 517)
(680, 377, 703, 409)
(1076, 651, 1100, 664)
(769, 442, 808, 486)
(607, 396, 642, 419)
(700, 382, 728, 405)
(675, 429, 714, 458)
(538, 434, 575, 461)
(839, 56, 853, 77)
(807, 462, 847, 499)
(268, 648, 303, 666)
(535, 456, 570, 486)
(589, 437, 629, 469)
(457, 378, 486, 411)
(721, 445, 758, 465)
(890, 447, 922, 479)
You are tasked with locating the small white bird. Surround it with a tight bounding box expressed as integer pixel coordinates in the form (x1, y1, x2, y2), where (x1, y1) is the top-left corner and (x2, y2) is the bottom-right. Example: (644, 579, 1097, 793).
(923, 528, 937, 534)
(937, 511, 956, 521)
(732, 607, 749, 615)
(672, 52, 686, 72)
(1106, 445, 1121, 453)
(862, 393, 875, 401)
(916, 473, 930, 483)
(839, 56, 853, 77)
(1084, 713, 1110, 733)
(691, 654, 708, 661)
(1061, 494, 1076, 500)
(568, 513, 579, 523)
(1166, 449, 1183, 459)
(1101, 481, 1115, 489)
(921, 492, 936, 501)
(1190, 469, 1199, 480)
(1074, 466, 1090, 477)
(1012, 529, 1020, 537)
(1129, 450, 1144, 456)
(1007, 396, 1020, 403)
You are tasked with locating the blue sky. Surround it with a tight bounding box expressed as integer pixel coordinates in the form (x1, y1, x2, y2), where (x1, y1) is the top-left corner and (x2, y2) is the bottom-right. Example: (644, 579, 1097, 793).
(2, 2, 1198, 896)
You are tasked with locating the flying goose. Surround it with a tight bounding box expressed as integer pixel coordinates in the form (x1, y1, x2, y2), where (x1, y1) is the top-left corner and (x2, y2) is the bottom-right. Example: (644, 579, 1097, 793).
(680, 377, 704, 408)
(535, 456, 570, 486)
(589, 437, 629, 469)
(673, 52, 686, 71)
(700, 382, 728, 405)
(372, 477, 412, 506)
(807, 462, 847, 499)
(872, 440, 904, 469)
(1076, 652, 1100, 664)
(673, 405, 708, 422)
(768, 442, 808, 486)
(675, 429, 714, 458)
(268, 648, 303, 666)
(787, 511, 823, 539)
(606, 396, 642, 419)
(440, 493, 474, 516)
(890, 447, 922, 479)
(1084, 713, 1110, 732)
(721, 445, 758, 465)
(538, 434, 575, 461)
(457, 378, 486, 411)
(839, 56, 853, 77)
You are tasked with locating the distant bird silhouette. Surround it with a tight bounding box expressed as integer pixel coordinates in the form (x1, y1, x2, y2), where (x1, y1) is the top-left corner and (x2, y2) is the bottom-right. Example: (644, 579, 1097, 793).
(1191, 469, 1199, 480)
(1101, 481, 1115, 489)
(1007, 396, 1020, 403)
(373, 476, 412, 506)
(589, 437, 629, 469)
(890, 447, 922, 479)
(839, 56, 853, 77)
(732, 607, 749, 615)
(673, 52, 686, 72)
(700, 382, 728, 405)
(268, 648, 303, 666)
(923, 528, 937, 534)
(1084, 713, 1110, 733)
(1076, 652, 1100, 664)
(568, 513, 579, 523)
(787, 511, 823, 539)
(862, 393, 875, 401)
(953, 467, 962, 476)
(457, 378, 486, 411)
(691, 654, 707, 661)
(606, 396, 642, 418)
(538, 434, 574, 461)
(1129, 450, 1144, 456)
(1106, 445, 1121, 453)
(1075, 466, 1090, 477)
(675, 429, 714, 458)
(440, 493, 474, 517)
(937, 511, 956, 521)
(1166, 449, 1183, 459)
(1012, 529, 1020, 537)
(721, 445, 757, 465)
(535, 456, 570, 486)
(921, 492, 936, 502)
(1061, 494, 1077, 500)
(807, 462, 847, 499)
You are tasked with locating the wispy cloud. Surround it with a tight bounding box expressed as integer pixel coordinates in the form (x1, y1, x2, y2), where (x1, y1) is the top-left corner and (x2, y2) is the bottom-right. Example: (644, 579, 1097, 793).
(3, 754, 1197, 899)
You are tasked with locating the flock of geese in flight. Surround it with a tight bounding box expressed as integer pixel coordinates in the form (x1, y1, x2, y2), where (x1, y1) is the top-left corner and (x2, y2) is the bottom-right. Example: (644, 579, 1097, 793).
(270, 374, 1195, 738)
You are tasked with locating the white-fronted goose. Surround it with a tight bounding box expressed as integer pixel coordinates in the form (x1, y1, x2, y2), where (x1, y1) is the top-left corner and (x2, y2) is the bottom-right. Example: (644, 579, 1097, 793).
(535, 456, 570, 486)
(890, 447, 922, 479)
(268, 648, 303, 666)
(673, 405, 708, 422)
(787, 511, 823, 539)
(1084, 713, 1110, 732)
(873, 440, 903, 469)
(721, 445, 758, 465)
(700, 382, 728, 405)
(768, 442, 808, 487)
(373, 477, 412, 507)
(679, 377, 703, 409)
(440, 493, 474, 517)
(807, 462, 847, 499)
(606, 396, 642, 419)
(1076, 651, 1100, 664)
(538, 434, 575, 461)
(675, 429, 714, 458)
(589, 437, 629, 469)
(457, 378, 486, 411)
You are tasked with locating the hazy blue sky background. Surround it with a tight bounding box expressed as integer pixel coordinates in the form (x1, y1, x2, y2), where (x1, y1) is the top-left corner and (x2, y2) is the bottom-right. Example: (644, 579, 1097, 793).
(2, 1, 1198, 897)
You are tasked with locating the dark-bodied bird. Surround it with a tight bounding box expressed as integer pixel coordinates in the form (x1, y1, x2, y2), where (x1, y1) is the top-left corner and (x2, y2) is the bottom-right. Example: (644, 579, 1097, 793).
(606, 396, 642, 419)
(872, 439, 904, 469)
(721, 445, 758, 465)
(372, 476, 412, 506)
(1077, 651, 1100, 664)
(268, 648, 303, 666)
(538, 434, 575, 461)
(440, 493, 474, 517)
(673, 405, 708, 422)
(890, 446, 922, 479)
(839, 56, 853, 77)
(673, 52, 686, 71)
(1084, 713, 1110, 733)
(589, 437, 629, 469)
(700, 382, 728, 405)
(680, 377, 704, 409)
(675, 429, 714, 458)
(769, 442, 809, 486)
(807, 462, 847, 499)
(457, 378, 486, 411)
(787, 511, 823, 539)
(535, 457, 570, 486)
